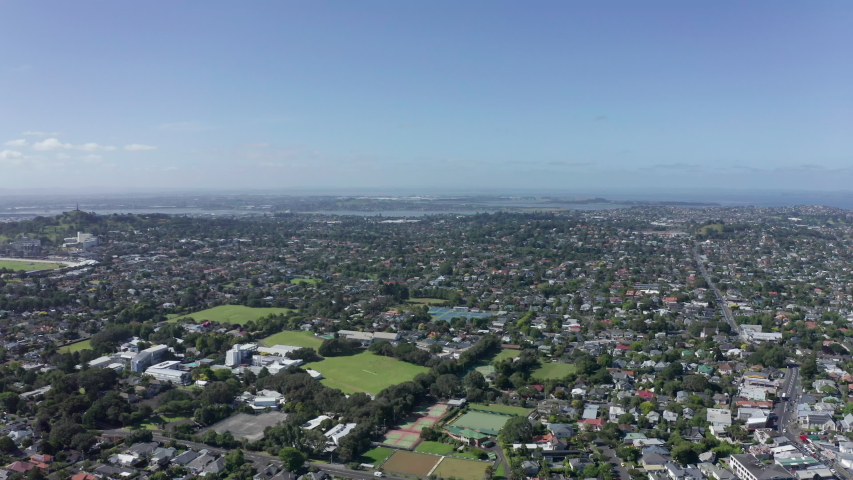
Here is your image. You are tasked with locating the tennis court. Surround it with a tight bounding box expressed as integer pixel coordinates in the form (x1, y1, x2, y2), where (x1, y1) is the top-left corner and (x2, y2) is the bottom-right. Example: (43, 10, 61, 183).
(379, 402, 449, 449)
(380, 430, 421, 448)
(450, 411, 511, 432)
(428, 307, 494, 322)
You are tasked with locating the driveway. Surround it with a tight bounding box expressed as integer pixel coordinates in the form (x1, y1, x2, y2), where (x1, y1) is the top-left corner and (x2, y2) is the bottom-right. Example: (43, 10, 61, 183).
(600, 445, 631, 480)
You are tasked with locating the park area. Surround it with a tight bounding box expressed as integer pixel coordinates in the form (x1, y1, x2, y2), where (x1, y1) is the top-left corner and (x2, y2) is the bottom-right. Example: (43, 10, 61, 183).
(57, 339, 92, 354)
(531, 362, 576, 379)
(260, 330, 324, 349)
(311, 351, 428, 395)
(357, 447, 395, 466)
(168, 305, 291, 325)
(472, 348, 519, 376)
(380, 403, 448, 449)
(0, 259, 66, 271)
(450, 411, 512, 434)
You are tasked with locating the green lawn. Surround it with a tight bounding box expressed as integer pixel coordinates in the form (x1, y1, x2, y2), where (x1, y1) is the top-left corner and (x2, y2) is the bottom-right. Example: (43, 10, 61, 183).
(469, 403, 533, 416)
(531, 362, 576, 380)
(698, 223, 725, 235)
(58, 339, 92, 354)
(493, 349, 520, 362)
(432, 457, 490, 480)
(260, 330, 324, 349)
(290, 278, 320, 285)
(167, 305, 291, 325)
(358, 447, 395, 465)
(134, 414, 188, 431)
(312, 351, 428, 395)
(471, 348, 520, 376)
(0, 260, 66, 271)
(415, 441, 455, 455)
(406, 298, 448, 305)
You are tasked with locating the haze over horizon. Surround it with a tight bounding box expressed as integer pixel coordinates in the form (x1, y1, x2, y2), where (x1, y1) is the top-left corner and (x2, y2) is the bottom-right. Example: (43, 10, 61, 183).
(2, 1, 852, 192)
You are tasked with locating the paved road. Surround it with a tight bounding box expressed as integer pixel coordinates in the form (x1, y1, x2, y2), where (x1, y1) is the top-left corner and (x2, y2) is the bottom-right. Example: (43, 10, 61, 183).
(600, 445, 631, 480)
(772, 370, 853, 480)
(693, 243, 741, 338)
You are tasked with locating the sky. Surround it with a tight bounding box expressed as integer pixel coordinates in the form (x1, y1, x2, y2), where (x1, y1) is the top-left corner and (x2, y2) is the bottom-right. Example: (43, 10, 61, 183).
(1, 1, 852, 194)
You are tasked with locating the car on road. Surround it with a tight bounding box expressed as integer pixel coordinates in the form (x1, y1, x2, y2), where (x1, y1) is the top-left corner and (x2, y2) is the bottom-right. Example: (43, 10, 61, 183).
(374, 472, 385, 478)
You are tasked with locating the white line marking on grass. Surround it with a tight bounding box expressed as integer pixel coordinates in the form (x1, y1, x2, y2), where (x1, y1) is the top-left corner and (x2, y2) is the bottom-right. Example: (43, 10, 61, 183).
(363, 370, 378, 375)
(427, 456, 445, 476)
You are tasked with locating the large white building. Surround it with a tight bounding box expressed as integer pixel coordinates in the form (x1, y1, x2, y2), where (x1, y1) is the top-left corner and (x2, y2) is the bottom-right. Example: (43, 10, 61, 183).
(226, 344, 257, 367)
(145, 360, 191, 385)
(131, 344, 169, 372)
(63, 232, 99, 249)
(325, 423, 357, 446)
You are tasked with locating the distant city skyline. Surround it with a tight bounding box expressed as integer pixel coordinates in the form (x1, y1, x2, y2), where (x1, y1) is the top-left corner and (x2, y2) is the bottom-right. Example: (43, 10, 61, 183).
(2, 1, 851, 191)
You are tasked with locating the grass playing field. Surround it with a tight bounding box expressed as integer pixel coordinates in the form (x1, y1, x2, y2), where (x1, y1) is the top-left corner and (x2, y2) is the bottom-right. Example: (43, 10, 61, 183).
(381, 451, 440, 476)
(168, 305, 291, 325)
(260, 330, 324, 349)
(358, 447, 395, 466)
(0, 259, 66, 271)
(531, 362, 577, 379)
(451, 411, 512, 432)
(290, 277, 320, 285)
(415, 441, 455, 455)
(432, 457, 491, 480)
(469, 403, 533, 416)
(472, 348, 520, 376)
(406, 297, 448, 305)
(312, 351, 428, 395)
(58, 339, 92, 354)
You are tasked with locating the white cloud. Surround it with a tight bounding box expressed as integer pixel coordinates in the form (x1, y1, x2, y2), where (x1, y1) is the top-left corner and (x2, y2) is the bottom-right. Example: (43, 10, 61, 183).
(78, 142, 116, 152)
(4, 139, 28, 147)
(33, 138, 116, 151)
(33, 138, 73, 150)
(0, 150, 25, 164)
(22, 131, 61, 136)
(124, 143, 157, 151)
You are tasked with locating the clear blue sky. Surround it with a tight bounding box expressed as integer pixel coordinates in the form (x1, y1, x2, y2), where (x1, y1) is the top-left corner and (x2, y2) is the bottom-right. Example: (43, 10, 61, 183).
(1, 1, 851, 193)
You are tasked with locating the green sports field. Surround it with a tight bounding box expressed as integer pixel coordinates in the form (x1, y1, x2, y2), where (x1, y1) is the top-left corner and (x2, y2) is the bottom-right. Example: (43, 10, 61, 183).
(260, 330, 324, 349)
(531, 362, 576, 379)
(290, 278, 320, 285)
(312, 351, 428, 394)
(472, 348, 519, 376)
(0, 259, 66, 271)
(450, 411, 511, 432)
(358, 447, 395, 466)
(168, 305, 291, 325)
(415, 441, 455, 455)
(469, 403, 533, 416)
(58, 339, 92, 354)
(432, 457, 490, 480)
